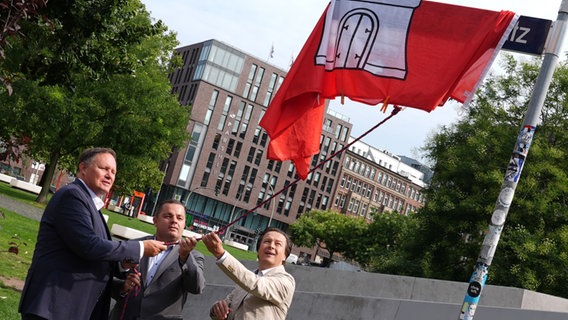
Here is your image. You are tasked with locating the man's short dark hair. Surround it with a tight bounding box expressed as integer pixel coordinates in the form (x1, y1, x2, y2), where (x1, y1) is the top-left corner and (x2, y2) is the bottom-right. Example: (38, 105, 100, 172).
(256, 227, 292, 258)
(156, 199, 185, 217)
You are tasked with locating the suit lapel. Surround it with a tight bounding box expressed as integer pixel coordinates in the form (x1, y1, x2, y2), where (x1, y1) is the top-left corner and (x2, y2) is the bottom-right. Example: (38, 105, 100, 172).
(144, 245, 178, 292)
(73, 180, 111, 239)
(138, 255, 149, 291)
(97, 210, 111, 239)
(137, 235, 153, 288)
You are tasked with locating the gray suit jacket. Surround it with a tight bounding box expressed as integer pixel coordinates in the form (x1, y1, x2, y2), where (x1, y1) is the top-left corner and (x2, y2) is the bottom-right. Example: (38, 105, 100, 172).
(19, 180, 140, 320)
(211, 253, 295, 320)
(110, 236, 206, 320)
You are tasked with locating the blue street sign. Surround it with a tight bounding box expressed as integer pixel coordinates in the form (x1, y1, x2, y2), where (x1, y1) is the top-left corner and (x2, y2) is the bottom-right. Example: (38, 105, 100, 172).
(503, 16, 552, 55)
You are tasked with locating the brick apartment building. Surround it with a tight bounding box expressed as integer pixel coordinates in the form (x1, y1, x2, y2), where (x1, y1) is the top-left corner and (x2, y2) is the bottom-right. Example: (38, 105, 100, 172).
(332, 138, 427, 220)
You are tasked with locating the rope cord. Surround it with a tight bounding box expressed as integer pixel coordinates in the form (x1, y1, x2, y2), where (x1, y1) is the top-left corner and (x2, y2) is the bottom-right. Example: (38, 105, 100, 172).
(119, 267, 141, 320)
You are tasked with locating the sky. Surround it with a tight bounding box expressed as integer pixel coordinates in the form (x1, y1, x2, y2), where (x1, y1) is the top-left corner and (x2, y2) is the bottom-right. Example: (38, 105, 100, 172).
(140, 0, 566, 162)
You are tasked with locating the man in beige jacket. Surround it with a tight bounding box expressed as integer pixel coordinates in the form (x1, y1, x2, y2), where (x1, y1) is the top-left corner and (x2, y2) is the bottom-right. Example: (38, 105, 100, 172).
(202, 227, 295, 320)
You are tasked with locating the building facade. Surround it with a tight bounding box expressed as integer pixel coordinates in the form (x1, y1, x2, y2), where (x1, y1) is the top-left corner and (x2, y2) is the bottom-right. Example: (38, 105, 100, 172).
(332, 138, 427, 220)
(156, 40, 353, 250)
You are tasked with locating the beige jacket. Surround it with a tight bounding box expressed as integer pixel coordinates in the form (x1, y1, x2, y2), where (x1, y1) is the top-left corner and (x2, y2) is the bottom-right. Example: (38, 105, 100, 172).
(211, 253, 295, 320)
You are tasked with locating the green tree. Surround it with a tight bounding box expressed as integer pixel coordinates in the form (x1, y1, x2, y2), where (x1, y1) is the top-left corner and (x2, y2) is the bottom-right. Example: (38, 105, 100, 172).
(0, 0, 188, 203)
(403, 55, 568, 298)
(0, 0, 47, 94)
(358, 210, 418, 272)
(289, 210, 366, 267)
(12, 0, 160, 87)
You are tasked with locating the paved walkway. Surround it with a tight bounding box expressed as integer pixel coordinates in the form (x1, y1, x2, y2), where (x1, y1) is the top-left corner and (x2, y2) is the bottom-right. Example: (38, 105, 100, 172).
(0, 194, 44, 221)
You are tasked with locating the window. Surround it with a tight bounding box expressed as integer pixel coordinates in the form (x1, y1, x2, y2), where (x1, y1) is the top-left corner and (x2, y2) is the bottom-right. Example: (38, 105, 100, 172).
(234, 142, 242, 157)
(226, 139, 234, 155)
(212, 133, 221, 150)
(244, 64, 257, 98)
(320, 176, 327, 191)
(260, 131, 268, 147)
(227, 160, 236, 178)
(340, 126, 349, 141)
(250, 67, 264, 102)
(263, 73, 278, 106)
(326, 178, 334, 193)
(253, 127, 261, 144)
(204, 90, 218, 126)
(247, 148, 255, 163)
(287, 163, 295, 178)
(177, 124, 203, 187)
(195, 41, 244, 92)
(313, 172, 321, 188)
(254, 149, 263, 165)
(353, 200, 360, 215)
(331, 161, 339, 175)
(361, 203, 368, 217)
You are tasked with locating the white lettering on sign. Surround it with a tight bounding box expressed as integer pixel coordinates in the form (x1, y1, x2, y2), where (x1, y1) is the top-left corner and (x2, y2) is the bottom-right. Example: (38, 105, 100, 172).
(509, 24, 530, 44)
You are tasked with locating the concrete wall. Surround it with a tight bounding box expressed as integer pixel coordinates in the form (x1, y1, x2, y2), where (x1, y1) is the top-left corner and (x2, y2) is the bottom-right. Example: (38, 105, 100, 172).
(182, 256, 568, 319)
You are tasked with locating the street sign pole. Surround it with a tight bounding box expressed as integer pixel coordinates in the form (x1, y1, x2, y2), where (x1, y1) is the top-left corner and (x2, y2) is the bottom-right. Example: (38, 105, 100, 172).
(458, 2, 568, 319)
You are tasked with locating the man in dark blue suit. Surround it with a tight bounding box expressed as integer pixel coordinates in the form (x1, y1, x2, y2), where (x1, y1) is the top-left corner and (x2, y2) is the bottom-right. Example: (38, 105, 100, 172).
(19, 147, 167, 320)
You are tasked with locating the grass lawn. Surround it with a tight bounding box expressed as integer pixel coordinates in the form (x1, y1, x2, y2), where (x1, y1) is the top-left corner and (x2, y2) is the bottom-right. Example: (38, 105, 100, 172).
(0, 208, 37, 319)
(0, 182, 257, 317)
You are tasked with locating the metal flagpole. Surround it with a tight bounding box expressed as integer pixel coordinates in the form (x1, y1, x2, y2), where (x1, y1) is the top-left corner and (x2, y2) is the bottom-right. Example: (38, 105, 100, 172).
(458, 2, 568, 319)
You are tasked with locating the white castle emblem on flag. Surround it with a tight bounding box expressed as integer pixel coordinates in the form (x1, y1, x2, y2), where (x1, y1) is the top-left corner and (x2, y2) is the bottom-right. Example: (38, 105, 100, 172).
(315, 0, 422, 79)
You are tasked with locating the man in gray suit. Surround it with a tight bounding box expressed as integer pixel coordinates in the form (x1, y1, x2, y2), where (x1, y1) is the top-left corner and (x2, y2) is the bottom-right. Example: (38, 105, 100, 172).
(19, 147, 166, 320)
(202, 227, 296, 320)
(110, 199, 206, 319)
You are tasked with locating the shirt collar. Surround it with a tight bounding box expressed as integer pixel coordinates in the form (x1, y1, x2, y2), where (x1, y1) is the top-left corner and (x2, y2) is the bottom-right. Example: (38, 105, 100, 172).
(257, 266, 278, 276)
(77, 178, 105, 211)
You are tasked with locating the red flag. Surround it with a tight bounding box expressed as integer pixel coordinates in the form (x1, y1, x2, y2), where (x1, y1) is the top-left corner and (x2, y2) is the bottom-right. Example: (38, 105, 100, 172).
(260, 0, 517, 179)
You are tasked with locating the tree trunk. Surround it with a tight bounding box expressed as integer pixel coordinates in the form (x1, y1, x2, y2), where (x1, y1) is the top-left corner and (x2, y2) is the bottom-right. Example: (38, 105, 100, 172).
(35, 151, 60, 204)
(38, 163, 49, 187)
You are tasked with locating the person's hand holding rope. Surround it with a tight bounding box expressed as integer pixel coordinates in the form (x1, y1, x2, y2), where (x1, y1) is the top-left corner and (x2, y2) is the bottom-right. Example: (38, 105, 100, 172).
(121, 269, 141, 297)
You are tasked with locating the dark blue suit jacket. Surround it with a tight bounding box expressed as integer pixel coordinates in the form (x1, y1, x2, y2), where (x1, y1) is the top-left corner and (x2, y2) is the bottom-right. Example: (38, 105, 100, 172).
(19, 180, 140, 319)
